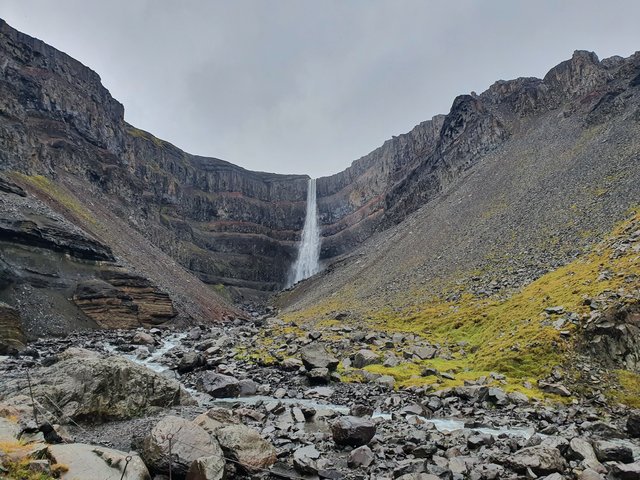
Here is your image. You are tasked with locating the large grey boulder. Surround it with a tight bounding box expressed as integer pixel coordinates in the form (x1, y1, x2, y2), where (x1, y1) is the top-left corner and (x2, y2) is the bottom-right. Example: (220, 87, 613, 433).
(216, 424, 277, 473)
(196, 372, 241, 398)
(0, 351, 193, 421)
(300, 343, 339, 371)
(141, 416, 224, 477)
(593, 440, 633, 463)
(331, 416, 377, 447)
(352, 349, 381, 368)
(49, 443, 150, 480)
(507, 445, 567, 475)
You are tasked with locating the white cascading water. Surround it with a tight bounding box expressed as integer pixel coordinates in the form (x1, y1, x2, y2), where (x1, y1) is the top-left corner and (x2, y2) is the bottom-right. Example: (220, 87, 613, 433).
(289, 178, 321, 286)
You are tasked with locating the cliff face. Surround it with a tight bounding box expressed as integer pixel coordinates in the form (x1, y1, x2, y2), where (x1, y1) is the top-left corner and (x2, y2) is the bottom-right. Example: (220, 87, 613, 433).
(0, 18, 309, 297)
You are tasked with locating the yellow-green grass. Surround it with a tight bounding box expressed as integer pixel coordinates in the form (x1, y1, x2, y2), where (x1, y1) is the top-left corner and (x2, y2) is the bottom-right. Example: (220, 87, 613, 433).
(11, 173, 97, 226)
(282, 211, 640, 403)
(611, 370, 640, 408)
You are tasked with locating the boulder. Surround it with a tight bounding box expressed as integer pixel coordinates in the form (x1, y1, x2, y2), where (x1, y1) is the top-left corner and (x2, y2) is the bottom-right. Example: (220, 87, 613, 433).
(627, 411, 640, 438)
(593, 440, 633, 463)
(186, 455, 226, 480)
(300, 344, 339, 371)
(238, 379, 258, 396)
(413, 346, 437, 360)
(538, 381, 571, 397)
(331, 416, 377, 447)
(49, 443, 150, 480)
(352, 349, 381, 368)
(608, 461, 640, 479)
(177, 352, 206, 374)
(507, 445, 568, 475)
(196, 372, 241, 398)
(348, 445, 375, 468)
(0, 353, 193, 421)
(194, 408, 241, 436)
(0, 416, 20, 442)
(141, 416, 224, 477)
(307, 367, 331, 384)
(568, 437, 605, 473)
(132, 332, 155, 346)
(216, 424, 277, 473)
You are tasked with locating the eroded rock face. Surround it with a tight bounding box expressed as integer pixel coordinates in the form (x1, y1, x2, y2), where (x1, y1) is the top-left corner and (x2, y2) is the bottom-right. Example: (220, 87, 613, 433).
(73, 269, 177, 328)
(583, 301, 640, 372)
(0, 350, 194, 421)
(0, 302, 25, 354)
(3, 18, 637, 305)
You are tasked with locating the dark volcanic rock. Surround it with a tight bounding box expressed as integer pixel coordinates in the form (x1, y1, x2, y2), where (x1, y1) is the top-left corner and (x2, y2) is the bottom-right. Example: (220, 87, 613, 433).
(300, 343, 339, 371)
(196, 372, 241, 398)
(331, 416, 377, 447)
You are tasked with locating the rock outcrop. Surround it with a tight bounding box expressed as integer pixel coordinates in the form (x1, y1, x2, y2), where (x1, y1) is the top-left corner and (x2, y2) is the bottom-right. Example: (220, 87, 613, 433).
(0, 301, 25, 353)
(0, 350, 194, 421)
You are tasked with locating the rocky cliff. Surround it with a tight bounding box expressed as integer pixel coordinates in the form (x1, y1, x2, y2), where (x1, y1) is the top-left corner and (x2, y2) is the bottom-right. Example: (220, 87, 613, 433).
(1, 17, 639, 339)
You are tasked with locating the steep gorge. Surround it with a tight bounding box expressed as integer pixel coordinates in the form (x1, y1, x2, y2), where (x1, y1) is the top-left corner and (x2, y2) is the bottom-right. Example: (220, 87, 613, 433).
(1, 17, 640, 343)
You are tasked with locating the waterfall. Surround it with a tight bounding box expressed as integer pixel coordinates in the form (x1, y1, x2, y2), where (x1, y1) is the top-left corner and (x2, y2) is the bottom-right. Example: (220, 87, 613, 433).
(289, 178, 321, 286)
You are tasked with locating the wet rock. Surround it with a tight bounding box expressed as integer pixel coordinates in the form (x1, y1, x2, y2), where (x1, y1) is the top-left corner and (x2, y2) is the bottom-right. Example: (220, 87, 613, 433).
(331, 416, 376, 447)
(348, 445, 374, 468)
(177, 352, 206, 374)
(350, 404, 374, 417)
(141, 416, 224, 477)
(593, 440, 633, 463)
(507, 445, 568, 475)
(196, 372, 241, 398)
(300, 343, 339, 371)
(352, 349, 381, 368)
(49, 443, 150, 480)
(216, 424, 277, 473)
(132, 332, 155, 346)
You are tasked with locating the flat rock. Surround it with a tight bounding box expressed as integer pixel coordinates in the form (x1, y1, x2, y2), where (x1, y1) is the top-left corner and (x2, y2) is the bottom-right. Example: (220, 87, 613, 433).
(49, 443, 150, 480)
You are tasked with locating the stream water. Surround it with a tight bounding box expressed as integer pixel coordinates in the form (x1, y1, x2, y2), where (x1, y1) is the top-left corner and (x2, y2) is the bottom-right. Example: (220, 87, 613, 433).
(104, 334, 540, 439)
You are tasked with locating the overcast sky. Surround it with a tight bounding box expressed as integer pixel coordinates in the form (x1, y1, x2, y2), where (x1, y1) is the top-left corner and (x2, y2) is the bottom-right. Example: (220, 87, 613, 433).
(2, 1, 640, 177)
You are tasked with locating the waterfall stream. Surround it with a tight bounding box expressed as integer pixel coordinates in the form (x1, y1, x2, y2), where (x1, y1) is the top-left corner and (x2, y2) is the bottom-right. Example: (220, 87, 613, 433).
(289, 178, 321, 285)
